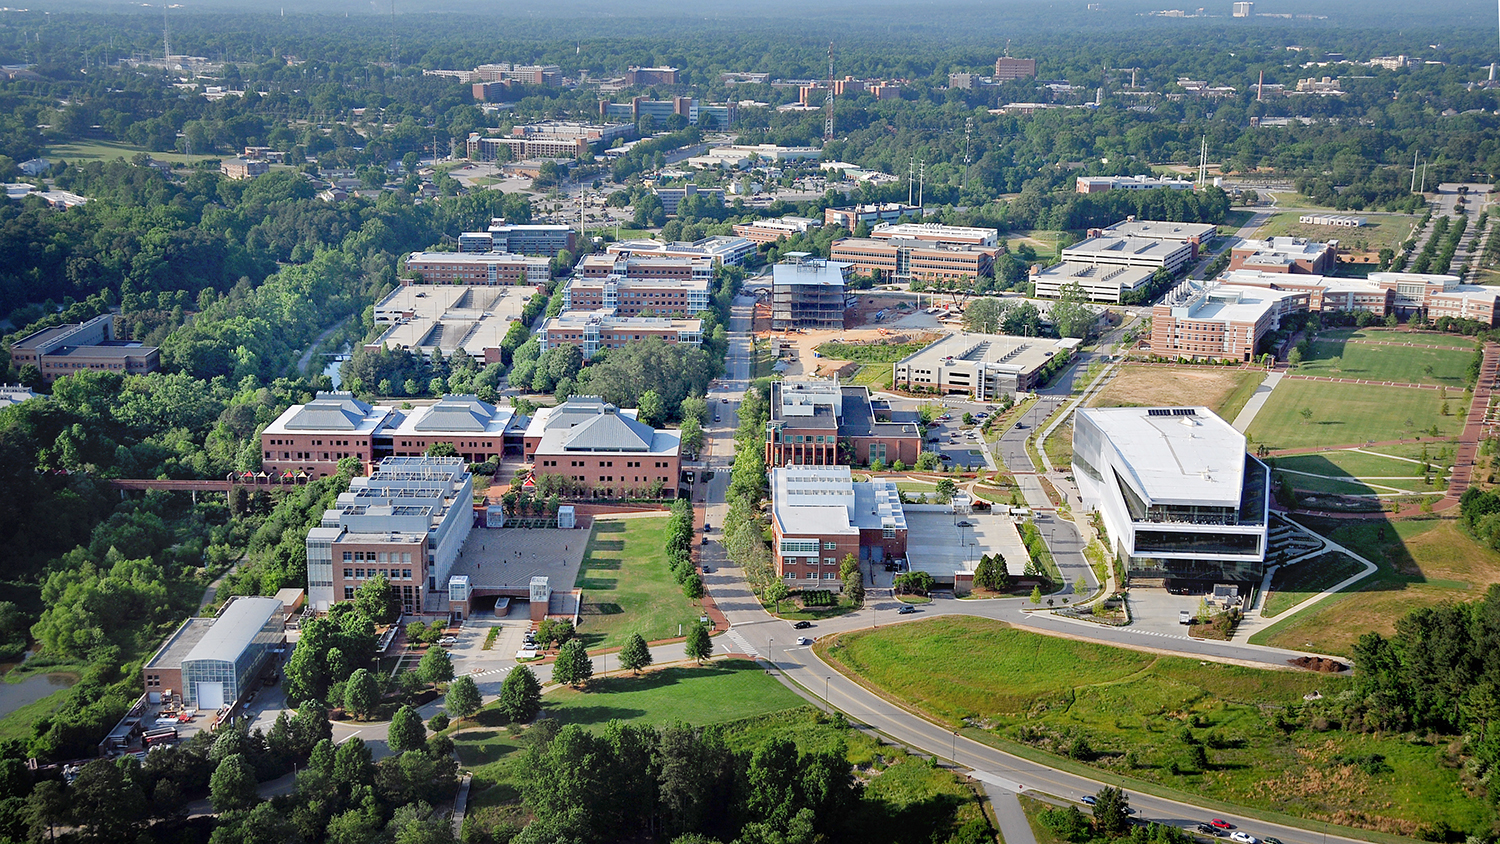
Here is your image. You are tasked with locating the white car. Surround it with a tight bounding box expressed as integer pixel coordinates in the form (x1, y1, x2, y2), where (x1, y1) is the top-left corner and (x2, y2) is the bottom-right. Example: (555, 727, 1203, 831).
(437, 636, 459, 645)
(1229, 833, 1257, 844)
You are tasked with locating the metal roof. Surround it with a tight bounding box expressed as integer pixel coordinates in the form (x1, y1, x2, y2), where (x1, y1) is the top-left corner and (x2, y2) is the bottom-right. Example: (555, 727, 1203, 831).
(181, 597, 283, 666)
(283, 393, 378, 431)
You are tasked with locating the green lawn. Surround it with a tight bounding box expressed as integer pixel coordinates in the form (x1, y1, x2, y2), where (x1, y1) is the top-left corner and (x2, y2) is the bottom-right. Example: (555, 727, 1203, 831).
(46, 139, 199, 165)
(1253, 212, 1420, 255)
(850, 363, 894, 391)
(1273, 449, 1436, 480)
(1247, 380, 1462, 451)
(820, 617, 1490, 837)
(573, 517, 708, 650)
(1261, 551, 1369, 617)
(1299, 330, 1476, 386)
(542, 660, 805, 728)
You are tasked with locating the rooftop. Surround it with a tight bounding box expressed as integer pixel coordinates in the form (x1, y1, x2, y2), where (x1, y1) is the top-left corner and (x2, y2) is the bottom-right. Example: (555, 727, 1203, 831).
(1234, 236, 1335, 260)
(771, 256, 852, 287)
(1101, 219, 1217, 241)
(181, 596, 284, 666)
(396, 395, 519, 435)
(771, 465, 906, 536)
(145, 617, 216, 670)
(1062, 236, 1193, 261)
(870, 222, 999, 246)
(269, 392, 389, 435)
(1076, 406, 1246, 507)
(897, 333, 1081, 374)
(529, 396, 679, 457)
(369, 285, 533, 357)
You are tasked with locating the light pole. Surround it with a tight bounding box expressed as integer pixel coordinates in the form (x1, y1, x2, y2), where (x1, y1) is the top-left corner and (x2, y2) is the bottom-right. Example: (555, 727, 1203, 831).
(824, 676, 829, 705)
(951, 730, 958, 765)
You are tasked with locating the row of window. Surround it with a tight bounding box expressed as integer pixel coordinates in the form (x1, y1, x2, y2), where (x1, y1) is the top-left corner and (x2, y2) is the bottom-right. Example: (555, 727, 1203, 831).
(267, 451, 357, 461)
(782, 555, 840, 565)
(344, 551, 414, 563)
(539, 459, 670, 469)
(344, 568, 415, 580)
(266, 438, 367, 446)
(783, 572, 841, 580)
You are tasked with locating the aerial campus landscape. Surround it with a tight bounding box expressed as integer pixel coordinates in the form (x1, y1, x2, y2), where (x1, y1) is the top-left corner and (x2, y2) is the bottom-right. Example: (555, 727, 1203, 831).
(8, 1, 1500, 843)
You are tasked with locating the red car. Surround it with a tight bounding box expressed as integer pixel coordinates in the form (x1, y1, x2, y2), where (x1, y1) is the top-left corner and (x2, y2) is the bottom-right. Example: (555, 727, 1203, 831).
(1210, 820, 1233, 830)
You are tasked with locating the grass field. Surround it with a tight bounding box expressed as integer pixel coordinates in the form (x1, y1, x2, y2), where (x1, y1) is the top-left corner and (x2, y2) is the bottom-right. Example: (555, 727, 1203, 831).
(573, 518, 707, 650)
(849, 363, 894, 391)
(1299, 330, 1476, 387)
(1246, 380, 1462, 451)
(1251, 518, 1500, 656)
(1045, 420, 1073, 469)
(1272, 446, 1449, 495)
(1261, 552, 1369, 617)
(1089, 366, 1263, 421)
(1253, 212, 1420, 254)
(46, 139, 199, 165)
(820, 617, 1489, 837)
(455, 662, 991, 844)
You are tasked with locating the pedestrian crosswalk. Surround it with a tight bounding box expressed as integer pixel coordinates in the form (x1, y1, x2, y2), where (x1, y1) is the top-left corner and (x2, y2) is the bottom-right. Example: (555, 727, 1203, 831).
(468, 666, 514, 680)
(725, 629, 758, 658)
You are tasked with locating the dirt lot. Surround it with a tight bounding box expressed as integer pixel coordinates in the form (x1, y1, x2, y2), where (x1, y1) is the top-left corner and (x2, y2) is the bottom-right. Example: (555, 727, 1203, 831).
(1089, 365, 1263, 418)
(766, 327, 940, 379)
(846, 294, 921, 328)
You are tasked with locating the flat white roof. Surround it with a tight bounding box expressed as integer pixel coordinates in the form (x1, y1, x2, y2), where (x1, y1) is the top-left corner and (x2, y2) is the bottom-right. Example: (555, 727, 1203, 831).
(770, 466, 905, 536)
(369, 285, 532, 357)
(181, 596, 283, 666)
(1062, 236, 1193, 262)
(897, 332, 1081, 374)
(1102, 220, 1217, 241)
(1078, 406, 1245, 506)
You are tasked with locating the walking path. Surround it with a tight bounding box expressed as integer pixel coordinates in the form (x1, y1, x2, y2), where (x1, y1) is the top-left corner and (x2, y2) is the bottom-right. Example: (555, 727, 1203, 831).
(1280, 373, 1447, 391)
(1231, 370, 1283, 432)
(1447, 342, 1499, 503)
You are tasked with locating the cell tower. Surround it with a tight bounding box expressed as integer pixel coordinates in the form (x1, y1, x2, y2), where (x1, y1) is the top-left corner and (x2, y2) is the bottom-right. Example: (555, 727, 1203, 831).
(962, 117, 974, 192)
(390, 0, 398, 67)
(1197, 136, 1208, 188)
(162, 2, 170, 61)
(824, 42, 835, 142)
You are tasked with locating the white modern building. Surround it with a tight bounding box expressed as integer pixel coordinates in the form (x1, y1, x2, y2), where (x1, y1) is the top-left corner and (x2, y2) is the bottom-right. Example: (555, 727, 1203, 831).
(1072, 406, 1269, 588)
(1032, 262, 1157, 303)
(1060, 235, 1197, 275)
(893, 333, 1080, 399)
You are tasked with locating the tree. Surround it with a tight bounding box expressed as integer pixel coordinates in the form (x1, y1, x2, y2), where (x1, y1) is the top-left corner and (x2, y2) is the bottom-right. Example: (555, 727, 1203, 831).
(637, 390, 667, 427)
(210, 753, 259, 813)
(935, 478, 957, 503)
(620, 633, 653, 674)
(354, 575, 399, 624)
(68, 760, 146, 842)
(344, 668, 380, 720)
(552, 639, 594, 687)
(498, 665, 542, 722)
(1050, 281, 1096, 339)
(418, 646, 454, 688)
(1287, 346, 1304, 368)
(445, 675, 482, 720)
(1299, 407, 1313, 423)
(1030, 585, 1043, 604)
(973, 554, 1009, 591)
(425, 442, 458, 458)
(765, 580, 790, 614)
(388, 705, 427, 754)
(915, 451, 940, 471)
(843, 568, 865, 608)
(27, 779, 67, 842)
(685, 623, 712, 664)
(1092, 786, 1130, 836)
(962, 298, 1004, 334)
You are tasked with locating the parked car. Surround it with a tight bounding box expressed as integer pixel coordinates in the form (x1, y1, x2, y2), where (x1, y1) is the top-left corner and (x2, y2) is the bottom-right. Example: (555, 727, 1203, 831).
(720, 397, 730, 403)
(898, 605, 918, 615)
(1179, 610, 1193, 625)
(702, 535, 710, 544)
(438, 636, 458, 645)
(1228, 833, 1257, 844)
(793, 621, 813, 629)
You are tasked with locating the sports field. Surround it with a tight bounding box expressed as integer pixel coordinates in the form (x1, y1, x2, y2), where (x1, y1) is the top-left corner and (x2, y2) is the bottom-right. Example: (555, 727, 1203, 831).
(47, 139, 198, 165)
(1246, 380, 1462, 451)
(1299, 329, 1476, 387)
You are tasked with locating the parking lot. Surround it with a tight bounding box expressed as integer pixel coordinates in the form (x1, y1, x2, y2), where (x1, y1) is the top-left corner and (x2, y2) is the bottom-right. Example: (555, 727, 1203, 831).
(448, 600, 537, 677)
(919, 407, 999, 469)
(1126, 588, 1219, 637)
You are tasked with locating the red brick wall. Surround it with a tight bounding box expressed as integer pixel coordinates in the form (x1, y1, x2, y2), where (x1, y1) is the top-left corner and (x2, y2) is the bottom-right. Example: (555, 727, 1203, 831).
(532, 453, 680, 498)
(262, 433, 374, 477)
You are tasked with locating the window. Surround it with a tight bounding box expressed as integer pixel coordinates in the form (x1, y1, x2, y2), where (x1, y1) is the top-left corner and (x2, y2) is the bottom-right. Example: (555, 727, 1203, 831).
(883, 526, 896, 539)
(344, 587, 355, 599)
(344, 568, 353, 579)
(823, 541, 837, 551)
(402, 569, 413, 579)
(824, 572, 838, 580)
(824, 557, 837, 566)
(355, 568, 365, 579)
(343, 551, 352, 561)
(784, 572, 797, 579)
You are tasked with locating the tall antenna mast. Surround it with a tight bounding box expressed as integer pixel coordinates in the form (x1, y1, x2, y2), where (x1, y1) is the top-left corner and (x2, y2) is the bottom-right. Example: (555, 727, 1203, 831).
(824, 42, 835, 142)
(963, 117, 974, 193)
(1197, 136, 1208, 187)
(918, 160, 926, 208)
(907, 155, 915, 206)
(390, 0, 398, 67)
(162, 2, 170, 61)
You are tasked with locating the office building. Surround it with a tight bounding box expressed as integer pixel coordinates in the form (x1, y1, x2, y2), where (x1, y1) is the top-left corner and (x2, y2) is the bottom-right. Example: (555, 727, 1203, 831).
(1060, 235, 1197, 275)
(600, 97, 736, 127)
(1228, 237, 1337, 274)
(652, 184, 724, 216)
(1075, 175, 1195, 194)
(562, 276, 709, 317)
(220, 158, 269, 180)
(771, 466, 908, 587)
(1073, 406, 1269, 588)
(1232, 1, 1254, 16)
(523, 396, 682, 499)
(993, 57, 1038, 81)
(1094, 220, 1217, 258)
(823, 203, 923, 228)
(624, 66, 679, 86)
(799, 77, 902, 105)
(364, 285, 533, 364)
(10, 314, 159, 384)
(487, 220, 578, 257)
(402, 251, 552, 285)
(1032, 263, 1157, 303)
(466, 122, 634, 162)
(829, 238, 998, 284)
(771, 255, 852, 330)
(732, 216, 821, 244)
(687, 144, 823, 169)
(765, 380, 922, 468)
(894, 333, 1080, 399)
(576, 252, 714, 281)
(605, 236, 755, 267)
(305, 457, 474, 612)
(0, 385, 36, 409)
(538, 309, 702, 359)
(869, 222, 999, 248)
(143, 596, 285, 709)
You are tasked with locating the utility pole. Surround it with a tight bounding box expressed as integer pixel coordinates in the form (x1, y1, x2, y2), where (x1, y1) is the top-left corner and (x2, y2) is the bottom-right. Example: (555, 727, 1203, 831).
(823, 42, 835, 142)
(907, 155, 916, 206)
(162, 1, 170, 61)
(1412, 150, 1420, 193)
(918, 160, 926, 208)
(1197, 136, 1208, 188)
(1421, 161, 1428, 194)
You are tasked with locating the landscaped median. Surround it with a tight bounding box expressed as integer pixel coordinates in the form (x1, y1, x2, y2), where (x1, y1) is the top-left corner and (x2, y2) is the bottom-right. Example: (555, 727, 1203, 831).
(813, 616, 1489, 841)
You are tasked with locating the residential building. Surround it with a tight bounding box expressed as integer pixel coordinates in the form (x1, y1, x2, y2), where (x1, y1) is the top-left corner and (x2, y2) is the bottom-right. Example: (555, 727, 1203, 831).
(537, 309, 703, 359)
(1228, 237, 1337, 274)
(143, 596, 285, 709)
(770, 466, 908, 587)
(305, 456, 474, 612)
(365, 285, 534, 364)
(823, 203, 923, 228)
(402, 251, 552, 285)
(1232, 1, 1254, 16)
(893, 333, 1080, 399)
(1060, 235, 1196, 275)
(487, 220, 578, 256)
(869, 222, 999, 248)
(624, 66, 679, 86)
(1033, 263, 1157, 303)
(562, 276, 710, 316)
(771, 254, 851, 330)
(732, 216, 821, 244)
(1075, 174, 1195, 194)
(605, 236, 755, 267)
(829, 237, 998, 284)
(524, 396, 682, 499)
(220, 158, 269, 180)
(1073, 406, 1270, 589)
(993, 57, 1038, 81)
(764, 380, 922, 468)
(10, 314, 159, 383)
(653, 184, 725, 216)
(1094, 219, 1217, 258)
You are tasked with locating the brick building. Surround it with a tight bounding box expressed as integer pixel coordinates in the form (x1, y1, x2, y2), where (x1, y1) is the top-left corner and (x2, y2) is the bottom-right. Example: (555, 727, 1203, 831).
(1075, 175, 1195, 194)
(575, 253, 715, 282)
(537, 309, 703, 359)
(765, 380, 923, 468)
(829, 237, 998, 284)
(732, 216, 821, 244)
(524, 397, 682, 499)
(561, 276, 710, 316)
(624, 66, 679, 86)
(402, 251, 553, 285)
(1228, 237, 1337, 274)
(770, 466, 908, 589)
(605, 236, 755, 267)
(10, 314, 159, 384)
(993, 57, 1037, 81)
(823, 203, 922, 229)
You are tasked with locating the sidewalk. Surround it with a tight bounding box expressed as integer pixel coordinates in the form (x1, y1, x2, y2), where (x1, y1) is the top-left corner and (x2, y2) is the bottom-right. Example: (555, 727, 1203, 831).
(1231, 370, 1282, 432)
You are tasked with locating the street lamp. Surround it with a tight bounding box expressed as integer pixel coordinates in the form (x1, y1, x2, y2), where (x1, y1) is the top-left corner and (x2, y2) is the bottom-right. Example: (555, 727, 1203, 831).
(951, 730, 958, 765)
(824, 676, 830, 705)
